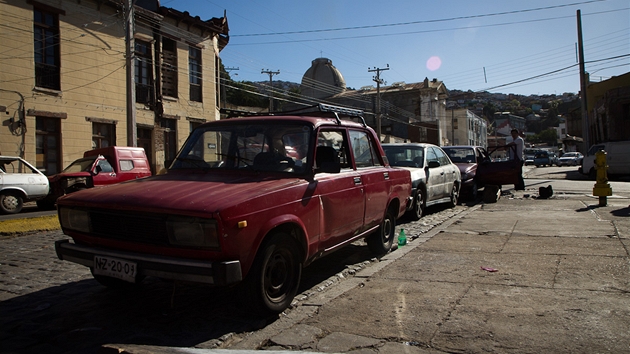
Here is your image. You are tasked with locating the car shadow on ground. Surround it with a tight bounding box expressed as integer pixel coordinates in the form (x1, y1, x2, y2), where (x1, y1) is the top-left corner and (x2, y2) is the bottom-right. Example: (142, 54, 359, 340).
(0, 242, 383, 354)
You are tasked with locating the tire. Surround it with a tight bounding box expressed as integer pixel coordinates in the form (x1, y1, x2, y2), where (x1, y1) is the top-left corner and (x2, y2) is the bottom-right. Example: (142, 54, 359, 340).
(0, 192, 23, 214)
(469, 181, 479, 202)
(367, 207, 396, 255)
(241, 233, 302, 315)
(448, 183, 459, 207)
(408, 189, 425, 221)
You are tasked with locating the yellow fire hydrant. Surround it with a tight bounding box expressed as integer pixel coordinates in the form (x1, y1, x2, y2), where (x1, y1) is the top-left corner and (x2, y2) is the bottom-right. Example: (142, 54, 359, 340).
(592, 150, 613, 206)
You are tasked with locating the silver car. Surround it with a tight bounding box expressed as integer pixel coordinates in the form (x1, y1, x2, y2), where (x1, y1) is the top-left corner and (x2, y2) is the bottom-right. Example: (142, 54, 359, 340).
(383, 143, 461, 220)
(558, 152, 583, 166)
(0, 156, 50, 214)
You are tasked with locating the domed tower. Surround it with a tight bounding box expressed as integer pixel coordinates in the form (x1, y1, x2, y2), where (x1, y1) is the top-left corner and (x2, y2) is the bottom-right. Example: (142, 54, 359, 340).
(301, 58, 346, 99)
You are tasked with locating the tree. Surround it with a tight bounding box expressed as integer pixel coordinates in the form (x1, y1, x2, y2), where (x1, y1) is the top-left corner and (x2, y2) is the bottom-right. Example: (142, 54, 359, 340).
(530, 129, 558, 146)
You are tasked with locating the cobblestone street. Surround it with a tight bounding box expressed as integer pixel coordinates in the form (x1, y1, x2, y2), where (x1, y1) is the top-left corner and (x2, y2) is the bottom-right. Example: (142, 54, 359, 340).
(0, 203, 469, 353)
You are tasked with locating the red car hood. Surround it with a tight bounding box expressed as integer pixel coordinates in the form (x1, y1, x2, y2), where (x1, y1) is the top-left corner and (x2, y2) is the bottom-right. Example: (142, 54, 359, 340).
(56, 171, 305, 217)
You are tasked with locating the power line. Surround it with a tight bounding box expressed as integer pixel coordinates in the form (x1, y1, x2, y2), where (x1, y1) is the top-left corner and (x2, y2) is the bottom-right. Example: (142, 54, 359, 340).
(232, 0, 607, 37)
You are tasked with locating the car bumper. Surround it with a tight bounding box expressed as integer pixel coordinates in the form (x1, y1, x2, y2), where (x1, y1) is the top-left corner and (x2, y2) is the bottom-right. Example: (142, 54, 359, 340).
(55, 240, 242, 286)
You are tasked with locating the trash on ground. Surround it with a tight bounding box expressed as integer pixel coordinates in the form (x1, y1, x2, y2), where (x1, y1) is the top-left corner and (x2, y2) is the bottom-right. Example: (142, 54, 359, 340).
(481, 266, 498, 272)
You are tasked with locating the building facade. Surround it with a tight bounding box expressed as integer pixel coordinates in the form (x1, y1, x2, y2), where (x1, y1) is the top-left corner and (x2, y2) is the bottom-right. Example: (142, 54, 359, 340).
(586, 72, 630, 145)
(0, 0, 228, 174)
(444, 108, 488, 148)
(324, 77, 448, 145)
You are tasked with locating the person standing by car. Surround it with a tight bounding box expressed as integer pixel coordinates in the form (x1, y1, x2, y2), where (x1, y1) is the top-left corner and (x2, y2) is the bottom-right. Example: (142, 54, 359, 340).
(507, 129, 525, 191)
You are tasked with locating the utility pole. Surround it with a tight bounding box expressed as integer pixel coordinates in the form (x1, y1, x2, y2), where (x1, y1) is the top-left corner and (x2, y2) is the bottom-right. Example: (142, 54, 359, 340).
(261, 69, 280, 112)
(221, 66, 239, 108)
(577, 10, 590, 151)
(125, 0, 136, 146)
(451, 108, 455, 146)
(369, 64, 389, 140)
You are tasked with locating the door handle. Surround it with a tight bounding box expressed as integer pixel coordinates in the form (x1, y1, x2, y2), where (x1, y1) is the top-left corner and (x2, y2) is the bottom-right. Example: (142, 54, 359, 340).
(353, 177, 362, 185)
(383, 172, 389, 180)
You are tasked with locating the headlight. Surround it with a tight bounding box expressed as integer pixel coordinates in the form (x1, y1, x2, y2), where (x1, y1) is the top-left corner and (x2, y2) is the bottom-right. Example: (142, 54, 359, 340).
(59, 208, 91, 233)
(167, 217, 220, 249)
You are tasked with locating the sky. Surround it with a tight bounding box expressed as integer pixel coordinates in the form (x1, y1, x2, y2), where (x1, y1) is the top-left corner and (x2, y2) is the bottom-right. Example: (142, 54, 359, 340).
(166, 0, 629, 96)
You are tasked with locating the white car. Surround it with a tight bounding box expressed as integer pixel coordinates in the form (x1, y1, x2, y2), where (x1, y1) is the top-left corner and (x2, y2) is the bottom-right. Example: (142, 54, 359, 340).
(383, 143, 461, 220)
(557, 152, 583, 166)
(0, 156, 50, 214)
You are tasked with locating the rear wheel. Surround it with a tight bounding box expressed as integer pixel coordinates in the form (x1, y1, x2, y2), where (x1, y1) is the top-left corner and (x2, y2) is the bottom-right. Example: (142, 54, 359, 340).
(0, 192, 23, 214)
(367, 208, 396, 255)
(241, 233, 302, 315)
(408, 189, 425, 221)
(448, 183, 459, 207)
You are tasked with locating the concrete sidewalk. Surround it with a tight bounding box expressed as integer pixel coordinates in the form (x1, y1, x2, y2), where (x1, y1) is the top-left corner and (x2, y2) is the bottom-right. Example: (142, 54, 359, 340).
(99, 192, 630, 353)
(218, 193, 630, 353)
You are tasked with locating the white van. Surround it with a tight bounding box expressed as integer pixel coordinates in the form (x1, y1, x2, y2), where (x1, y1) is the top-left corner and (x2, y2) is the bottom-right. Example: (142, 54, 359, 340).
(581, 141, 630, 179)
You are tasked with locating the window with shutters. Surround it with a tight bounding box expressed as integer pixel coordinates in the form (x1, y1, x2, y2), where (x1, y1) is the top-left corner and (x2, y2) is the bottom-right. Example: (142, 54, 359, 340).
(34, 8, 61, 90)
(162, 38, 177, 98)
(189, 47, 202, 102)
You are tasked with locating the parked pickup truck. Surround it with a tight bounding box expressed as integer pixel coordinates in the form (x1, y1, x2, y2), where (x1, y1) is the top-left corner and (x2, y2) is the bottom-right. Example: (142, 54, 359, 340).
(38, 146, 151, 209)
(54, 105, 412, 314)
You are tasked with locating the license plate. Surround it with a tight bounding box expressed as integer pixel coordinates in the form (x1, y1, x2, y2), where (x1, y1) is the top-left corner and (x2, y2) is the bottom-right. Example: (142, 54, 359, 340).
(93, 255, 137, 283)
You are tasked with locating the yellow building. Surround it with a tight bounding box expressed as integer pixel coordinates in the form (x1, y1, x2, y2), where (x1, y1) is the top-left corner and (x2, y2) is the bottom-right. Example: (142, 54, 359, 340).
(0, 0, 228, 174)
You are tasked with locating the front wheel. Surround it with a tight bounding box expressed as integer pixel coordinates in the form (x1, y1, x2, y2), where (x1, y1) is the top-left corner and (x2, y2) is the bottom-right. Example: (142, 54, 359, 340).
(469, 181, 479, 201)
(241, 233, 302, 315)
(0, 192, 23, 214)
(367, 208, 396, 255)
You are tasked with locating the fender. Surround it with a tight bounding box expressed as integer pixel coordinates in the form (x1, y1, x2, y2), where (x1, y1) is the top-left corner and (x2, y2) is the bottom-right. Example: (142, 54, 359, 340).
(241, 213, 311, 277)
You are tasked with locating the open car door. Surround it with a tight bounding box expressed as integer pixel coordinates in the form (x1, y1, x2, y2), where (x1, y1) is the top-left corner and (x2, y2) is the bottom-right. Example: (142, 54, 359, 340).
(476, 145, 521, 186)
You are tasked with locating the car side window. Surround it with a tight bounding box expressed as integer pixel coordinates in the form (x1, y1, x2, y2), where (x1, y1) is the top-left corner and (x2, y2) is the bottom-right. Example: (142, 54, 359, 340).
(427, 147, 439, 166)
(434, 148, 450, 166)
(98, 160, 114, 173)
(316, 129, 351, 170)
(349, 130, 382, 168)
(119, 160, 134, 171)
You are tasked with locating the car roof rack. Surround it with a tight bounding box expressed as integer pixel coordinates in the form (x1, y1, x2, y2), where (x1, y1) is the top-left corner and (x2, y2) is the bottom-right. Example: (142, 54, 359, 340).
(280, 104, 367, 127)
(220, 104, 368, 127)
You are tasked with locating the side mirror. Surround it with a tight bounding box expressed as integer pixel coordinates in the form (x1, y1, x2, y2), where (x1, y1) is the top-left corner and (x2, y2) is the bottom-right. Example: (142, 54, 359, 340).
(94, 165, 102, 174)
(428, 161, 440, 168)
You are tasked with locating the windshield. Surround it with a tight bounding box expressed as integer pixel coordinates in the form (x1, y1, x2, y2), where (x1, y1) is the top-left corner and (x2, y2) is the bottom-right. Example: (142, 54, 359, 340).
(62, 156, 98, 173)
(442, 147, 476, 163)
(383, 146, 424, 168)
(563, 153, 577, 157)
(170, 122, 312, 175)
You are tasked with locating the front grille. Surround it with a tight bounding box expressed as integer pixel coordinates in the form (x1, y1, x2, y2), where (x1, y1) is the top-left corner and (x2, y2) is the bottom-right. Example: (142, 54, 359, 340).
(89, 210, 169, 245)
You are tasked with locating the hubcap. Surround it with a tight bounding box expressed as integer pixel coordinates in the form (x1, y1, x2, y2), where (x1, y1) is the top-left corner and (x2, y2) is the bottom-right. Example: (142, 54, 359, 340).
(2, 196, 18, 211)
(264, 251, 291, 301)
(382, 217, 392, 242)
